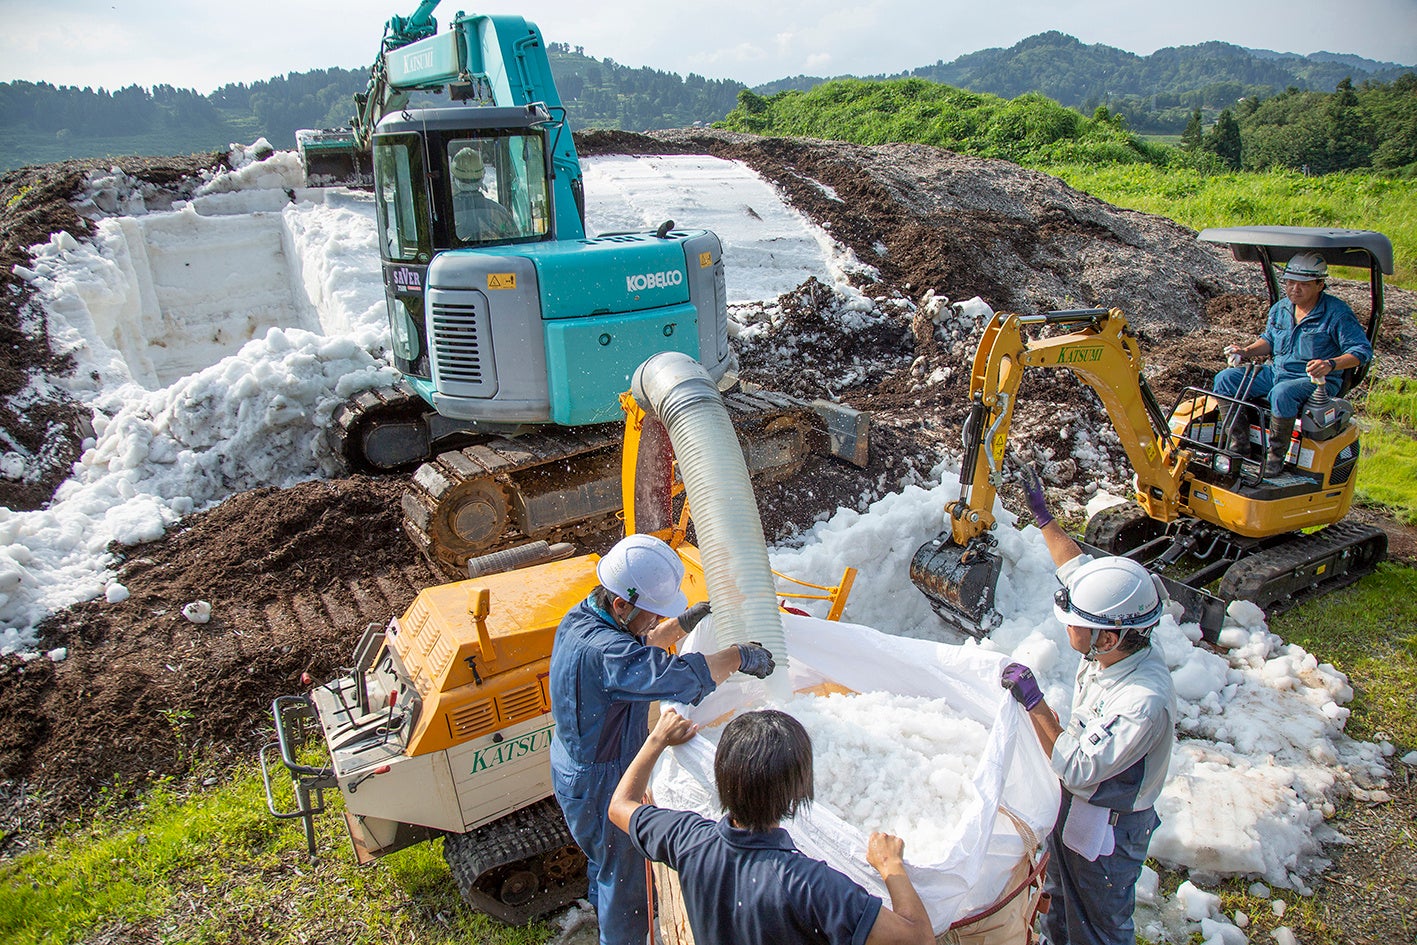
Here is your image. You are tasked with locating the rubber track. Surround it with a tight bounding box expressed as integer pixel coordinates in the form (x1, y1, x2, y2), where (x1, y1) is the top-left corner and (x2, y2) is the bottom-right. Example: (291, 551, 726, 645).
(401, 393, 816, 575)
(1083, 502, 1163, 554)
(329, 380, 425, 472)
(1218, 520, 1388, 617)
(443, 796, 586, 925)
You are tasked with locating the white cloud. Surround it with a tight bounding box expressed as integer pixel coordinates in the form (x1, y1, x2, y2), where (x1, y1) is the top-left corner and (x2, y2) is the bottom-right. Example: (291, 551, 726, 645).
(0, 0, 1413, 93)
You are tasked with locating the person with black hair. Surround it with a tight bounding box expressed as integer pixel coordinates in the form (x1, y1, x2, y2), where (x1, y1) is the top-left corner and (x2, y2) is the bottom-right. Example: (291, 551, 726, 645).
(608, 708, 935, 945)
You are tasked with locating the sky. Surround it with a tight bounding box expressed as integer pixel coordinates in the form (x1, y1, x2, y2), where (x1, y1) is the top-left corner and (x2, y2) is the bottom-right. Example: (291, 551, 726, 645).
(2, 0, 1414, 94)
(8, 135, 1408, 941)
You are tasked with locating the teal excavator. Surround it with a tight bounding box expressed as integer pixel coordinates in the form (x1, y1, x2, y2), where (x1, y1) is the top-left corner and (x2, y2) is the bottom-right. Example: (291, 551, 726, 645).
(301, 2, 867, 574)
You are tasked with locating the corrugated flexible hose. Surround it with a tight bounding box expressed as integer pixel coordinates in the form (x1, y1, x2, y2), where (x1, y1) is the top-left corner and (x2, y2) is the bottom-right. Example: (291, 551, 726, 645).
(632, 352, 789, 698)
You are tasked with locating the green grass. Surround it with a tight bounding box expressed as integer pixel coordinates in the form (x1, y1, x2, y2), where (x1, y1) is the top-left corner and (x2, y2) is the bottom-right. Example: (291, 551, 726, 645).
(0, 764, 557, 945)
(1036, 163, 1417, 290)
(1354, 377, 1417, 524)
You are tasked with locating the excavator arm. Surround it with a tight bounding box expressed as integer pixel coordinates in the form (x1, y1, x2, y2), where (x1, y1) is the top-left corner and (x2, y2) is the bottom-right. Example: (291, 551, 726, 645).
(300, 0, 584, 222)
(914, 307, 1187, 635)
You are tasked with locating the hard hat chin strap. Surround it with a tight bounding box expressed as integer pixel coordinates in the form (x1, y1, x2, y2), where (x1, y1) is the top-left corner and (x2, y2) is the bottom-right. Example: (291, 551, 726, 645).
(612, 597, 643, 634)
(1085, 627, 1125, 661)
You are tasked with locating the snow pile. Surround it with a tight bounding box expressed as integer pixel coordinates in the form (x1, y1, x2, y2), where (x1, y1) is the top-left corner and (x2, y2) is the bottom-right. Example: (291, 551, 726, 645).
(4, 159, 397, 651)
(766, 459, 1389, 940)
(786, 690, 992, 862)
(581, 154, 868, 302)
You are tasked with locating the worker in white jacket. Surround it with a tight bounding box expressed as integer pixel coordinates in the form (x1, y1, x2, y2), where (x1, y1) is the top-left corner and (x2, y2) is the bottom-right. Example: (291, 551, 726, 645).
(1001, 466, 1177, 945)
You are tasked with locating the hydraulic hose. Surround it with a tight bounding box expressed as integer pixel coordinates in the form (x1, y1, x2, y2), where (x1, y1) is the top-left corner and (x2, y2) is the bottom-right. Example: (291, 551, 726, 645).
(632, 352, 788, 697)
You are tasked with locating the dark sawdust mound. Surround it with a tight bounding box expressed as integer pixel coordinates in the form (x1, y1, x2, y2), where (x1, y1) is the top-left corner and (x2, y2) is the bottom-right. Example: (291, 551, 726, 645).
(0, 476, 420, 842)
(0, 153, 225, 512)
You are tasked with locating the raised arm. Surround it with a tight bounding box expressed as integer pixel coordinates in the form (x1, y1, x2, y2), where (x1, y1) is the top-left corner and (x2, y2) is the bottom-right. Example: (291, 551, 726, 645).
(863, 833, 935, 945)
(608, 710, 699, 834)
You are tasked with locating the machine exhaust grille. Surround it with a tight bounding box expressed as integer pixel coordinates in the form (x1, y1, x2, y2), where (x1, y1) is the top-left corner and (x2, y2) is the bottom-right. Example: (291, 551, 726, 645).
(497, 684, 547, 724)
(448, 699, 497, 738)
(1330, 441, 1359, 485)
(430, 300, 495, 394)
(424, 632, 454, 676)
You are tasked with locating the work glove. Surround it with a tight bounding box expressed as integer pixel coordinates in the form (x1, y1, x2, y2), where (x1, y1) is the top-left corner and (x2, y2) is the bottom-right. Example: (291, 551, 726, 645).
(736, 643, 775, 679)
(1000, 662, 1044, 710)
(678, 601, 711, 633)
(1224, 345, 1245, 367)
(1020, 465, 1054, 529)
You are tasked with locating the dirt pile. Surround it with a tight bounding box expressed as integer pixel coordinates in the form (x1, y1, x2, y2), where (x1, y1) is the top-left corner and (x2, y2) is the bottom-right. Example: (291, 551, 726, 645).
(2, 132, 1415, 852)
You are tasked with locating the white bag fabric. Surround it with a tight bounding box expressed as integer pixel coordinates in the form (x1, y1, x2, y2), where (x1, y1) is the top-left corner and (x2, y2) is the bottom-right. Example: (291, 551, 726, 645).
(654, 614, 1060, 932)
(1061, 796, 1115, 861)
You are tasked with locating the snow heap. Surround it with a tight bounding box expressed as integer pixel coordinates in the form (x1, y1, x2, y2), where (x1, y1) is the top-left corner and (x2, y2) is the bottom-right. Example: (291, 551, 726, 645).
(784, 689, 992, 863)
(766, 460, 1391, 941)
(2, 147, 852, 653)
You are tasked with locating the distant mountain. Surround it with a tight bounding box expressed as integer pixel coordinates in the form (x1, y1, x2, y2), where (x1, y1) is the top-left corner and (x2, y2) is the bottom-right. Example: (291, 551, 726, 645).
(2, 32, 1411, 169)
(755, 33, 1414, 133)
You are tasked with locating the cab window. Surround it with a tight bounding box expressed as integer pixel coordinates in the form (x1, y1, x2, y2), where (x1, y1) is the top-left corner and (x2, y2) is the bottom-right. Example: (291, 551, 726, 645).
(373, 137, 431, 262)
(445, 133, 550, 246)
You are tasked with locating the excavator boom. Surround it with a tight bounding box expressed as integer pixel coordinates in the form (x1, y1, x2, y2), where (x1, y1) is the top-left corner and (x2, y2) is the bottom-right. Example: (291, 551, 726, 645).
(912, 308, 1185, 635)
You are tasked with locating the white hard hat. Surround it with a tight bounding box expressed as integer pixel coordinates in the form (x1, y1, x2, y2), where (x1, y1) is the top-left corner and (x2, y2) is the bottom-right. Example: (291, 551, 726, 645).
(1054, 556, 1166, 632)
(596, 534, 687, 617)
(1281, 252, 1327, 282)
(451, 148, 485, 182)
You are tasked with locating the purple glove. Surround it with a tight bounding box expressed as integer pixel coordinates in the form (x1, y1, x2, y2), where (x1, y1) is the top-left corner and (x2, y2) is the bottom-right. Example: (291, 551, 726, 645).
(678, 601, 711, 633)
(1001, 662, 1044, 710)
(1020, 465, 1054, 528)
(736, 643, 775, 679)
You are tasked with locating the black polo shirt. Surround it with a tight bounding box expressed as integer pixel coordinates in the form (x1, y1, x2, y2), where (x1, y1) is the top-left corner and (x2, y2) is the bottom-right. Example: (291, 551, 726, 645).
(629, 805, 882, 944)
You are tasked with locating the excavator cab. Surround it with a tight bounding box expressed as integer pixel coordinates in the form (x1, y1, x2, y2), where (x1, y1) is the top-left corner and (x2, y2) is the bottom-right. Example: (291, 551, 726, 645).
(372, 106, 564, 387)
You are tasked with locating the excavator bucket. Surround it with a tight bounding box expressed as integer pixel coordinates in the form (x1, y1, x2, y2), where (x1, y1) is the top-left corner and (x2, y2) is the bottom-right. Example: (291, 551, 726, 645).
(910, 533, 1003, 638)
(297, 129, 375, 188)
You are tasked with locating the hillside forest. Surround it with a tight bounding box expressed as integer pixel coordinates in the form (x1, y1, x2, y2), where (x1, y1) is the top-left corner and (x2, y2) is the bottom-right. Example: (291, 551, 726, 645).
(2, 35, 1413, 177)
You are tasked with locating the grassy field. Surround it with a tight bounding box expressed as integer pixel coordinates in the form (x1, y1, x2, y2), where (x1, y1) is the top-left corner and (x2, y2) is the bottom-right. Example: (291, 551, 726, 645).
(0, 763, 550, 945)
(1040, 163, 1417, 290)
(1356, 377, 1417, 524)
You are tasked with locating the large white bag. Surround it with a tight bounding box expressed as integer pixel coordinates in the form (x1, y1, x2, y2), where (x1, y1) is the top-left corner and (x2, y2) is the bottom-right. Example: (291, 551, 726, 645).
(655, 613, 1060, 933)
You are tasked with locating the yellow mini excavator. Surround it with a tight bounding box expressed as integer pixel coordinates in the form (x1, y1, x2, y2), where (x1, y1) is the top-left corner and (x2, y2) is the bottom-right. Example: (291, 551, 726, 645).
(911, 227, 1391, 640)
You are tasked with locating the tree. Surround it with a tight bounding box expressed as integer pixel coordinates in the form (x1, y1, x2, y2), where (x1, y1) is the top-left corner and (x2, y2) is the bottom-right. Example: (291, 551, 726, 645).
(1203, 108, 1242, 168)
(1322, 76, 1373, 172)
(1181, 108, 1203, 150)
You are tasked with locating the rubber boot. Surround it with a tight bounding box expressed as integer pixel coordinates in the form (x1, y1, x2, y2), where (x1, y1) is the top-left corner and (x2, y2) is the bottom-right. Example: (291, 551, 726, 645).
(1264, 416, 1296, 477)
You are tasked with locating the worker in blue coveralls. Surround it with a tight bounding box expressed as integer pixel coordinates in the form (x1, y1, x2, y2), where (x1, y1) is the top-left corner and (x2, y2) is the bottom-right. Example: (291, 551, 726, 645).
(608, 707, 936, 945)
(1001, 467, 1177, 945)
(1212, 251, 1371, 476)
(549, 533, 776, 945)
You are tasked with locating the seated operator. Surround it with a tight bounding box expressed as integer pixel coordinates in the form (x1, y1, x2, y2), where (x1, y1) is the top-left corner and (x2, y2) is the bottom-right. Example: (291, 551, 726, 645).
(1212, 252, 1371, 475)
(450, 147, 518, 242)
